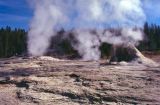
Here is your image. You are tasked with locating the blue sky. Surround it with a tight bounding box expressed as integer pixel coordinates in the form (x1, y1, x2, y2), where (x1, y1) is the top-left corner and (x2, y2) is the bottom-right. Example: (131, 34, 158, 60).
(0, 0, 160, 30)
(0, 0, 32, 29)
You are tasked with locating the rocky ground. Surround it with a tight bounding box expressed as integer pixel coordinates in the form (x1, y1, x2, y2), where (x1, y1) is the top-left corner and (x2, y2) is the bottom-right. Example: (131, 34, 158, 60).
(0, 55, 160, 105)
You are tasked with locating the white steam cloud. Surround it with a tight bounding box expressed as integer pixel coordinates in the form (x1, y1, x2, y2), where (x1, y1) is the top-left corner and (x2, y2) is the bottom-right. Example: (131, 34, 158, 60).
(28, 0, 146, 60)
(28, 0, 67, 56)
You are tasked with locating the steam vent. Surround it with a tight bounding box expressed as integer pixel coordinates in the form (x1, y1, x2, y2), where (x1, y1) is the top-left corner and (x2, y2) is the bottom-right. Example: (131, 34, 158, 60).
(109, 44, 158, 67)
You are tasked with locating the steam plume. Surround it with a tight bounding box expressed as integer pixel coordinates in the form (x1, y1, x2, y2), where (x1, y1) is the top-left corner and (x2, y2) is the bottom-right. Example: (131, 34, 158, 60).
(28, 0, 146, 60)
(28, 0, 67, 56)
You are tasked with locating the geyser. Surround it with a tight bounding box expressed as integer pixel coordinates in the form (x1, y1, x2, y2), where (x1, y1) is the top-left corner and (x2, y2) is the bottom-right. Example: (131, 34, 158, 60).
(28, 0, 146, 61)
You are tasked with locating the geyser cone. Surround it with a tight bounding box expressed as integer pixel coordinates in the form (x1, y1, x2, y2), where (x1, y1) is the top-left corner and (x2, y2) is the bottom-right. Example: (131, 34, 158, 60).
(109, 44, 159, 67)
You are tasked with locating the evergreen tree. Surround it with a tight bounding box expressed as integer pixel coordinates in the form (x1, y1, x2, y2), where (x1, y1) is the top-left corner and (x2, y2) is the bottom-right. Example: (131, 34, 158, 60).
(0, 26, 27, 58)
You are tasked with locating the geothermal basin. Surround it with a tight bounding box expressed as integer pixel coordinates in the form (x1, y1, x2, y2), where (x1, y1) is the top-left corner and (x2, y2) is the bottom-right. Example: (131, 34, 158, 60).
(0, 53, 160, 105)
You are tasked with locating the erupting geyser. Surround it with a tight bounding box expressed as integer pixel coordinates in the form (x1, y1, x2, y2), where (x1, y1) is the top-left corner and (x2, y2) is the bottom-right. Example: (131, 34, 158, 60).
(28, 0, 152, 63)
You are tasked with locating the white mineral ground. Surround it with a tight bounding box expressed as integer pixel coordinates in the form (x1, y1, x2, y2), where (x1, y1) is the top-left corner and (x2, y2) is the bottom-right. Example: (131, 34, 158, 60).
(0, 53, 159, 105)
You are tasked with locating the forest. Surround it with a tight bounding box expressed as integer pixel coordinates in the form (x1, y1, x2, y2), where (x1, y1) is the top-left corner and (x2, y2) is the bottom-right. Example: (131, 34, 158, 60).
(0, 22, 160, 58)
(0, 26, 27, 58)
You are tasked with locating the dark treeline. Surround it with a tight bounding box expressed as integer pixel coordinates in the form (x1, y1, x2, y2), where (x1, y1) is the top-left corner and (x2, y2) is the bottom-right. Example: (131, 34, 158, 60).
(0, 22, 160, 58)
(0, 26, 27, 58)
(138, 22, 160, 51)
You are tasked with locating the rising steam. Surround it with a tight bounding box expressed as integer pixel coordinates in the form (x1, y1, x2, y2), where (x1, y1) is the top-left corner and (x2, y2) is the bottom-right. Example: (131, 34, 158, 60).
(28, 0, 146, 60)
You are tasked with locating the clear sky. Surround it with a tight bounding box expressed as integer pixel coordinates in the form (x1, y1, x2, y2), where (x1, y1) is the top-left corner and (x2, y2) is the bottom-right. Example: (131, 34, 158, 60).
(0, 0, 32, 29)
(0, 0, 160, 30)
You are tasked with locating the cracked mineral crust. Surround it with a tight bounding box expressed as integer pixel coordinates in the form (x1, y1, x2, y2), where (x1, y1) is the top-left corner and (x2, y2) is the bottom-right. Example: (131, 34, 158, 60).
(0, 55, 160, 105)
